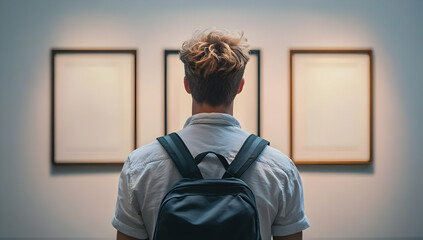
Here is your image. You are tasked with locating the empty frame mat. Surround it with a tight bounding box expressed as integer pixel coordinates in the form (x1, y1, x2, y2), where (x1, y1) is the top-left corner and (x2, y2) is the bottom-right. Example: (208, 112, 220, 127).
(52, 50, 136, 164)
(290, 50, 372, 164)
(165, 50, 260, 135)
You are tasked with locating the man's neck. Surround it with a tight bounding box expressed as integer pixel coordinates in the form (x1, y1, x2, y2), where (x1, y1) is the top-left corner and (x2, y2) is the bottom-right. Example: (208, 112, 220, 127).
(192, 100, 233, 115)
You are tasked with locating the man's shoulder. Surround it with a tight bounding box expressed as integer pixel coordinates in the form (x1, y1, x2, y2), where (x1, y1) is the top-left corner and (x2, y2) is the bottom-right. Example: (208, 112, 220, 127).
(125, 140, 169, 171)
(256, 145, 299, 176)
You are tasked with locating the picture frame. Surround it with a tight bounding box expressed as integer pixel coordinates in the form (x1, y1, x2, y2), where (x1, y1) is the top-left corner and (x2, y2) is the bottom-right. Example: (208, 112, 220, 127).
(51, 49, 137, 165)
(290, 49, 373, 164)
(164, 50, 261, 135)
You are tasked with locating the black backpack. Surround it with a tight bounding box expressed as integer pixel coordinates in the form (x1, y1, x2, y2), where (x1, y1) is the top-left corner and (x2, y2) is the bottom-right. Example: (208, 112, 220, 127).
(153, 133, 269, 240)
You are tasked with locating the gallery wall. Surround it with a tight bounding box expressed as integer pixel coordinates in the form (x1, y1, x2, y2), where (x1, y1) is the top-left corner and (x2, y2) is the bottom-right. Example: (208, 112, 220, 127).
(1, 0, 422, 239)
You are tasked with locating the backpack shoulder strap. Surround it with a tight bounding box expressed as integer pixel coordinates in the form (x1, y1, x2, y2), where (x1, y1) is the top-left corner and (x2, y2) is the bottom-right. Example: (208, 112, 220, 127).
(157, 133, 203, 179)
(223, 134, 269, 179)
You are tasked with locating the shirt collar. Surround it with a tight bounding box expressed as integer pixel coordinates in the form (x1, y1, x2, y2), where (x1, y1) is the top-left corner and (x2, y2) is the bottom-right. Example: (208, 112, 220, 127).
(183, 113, 241, 128)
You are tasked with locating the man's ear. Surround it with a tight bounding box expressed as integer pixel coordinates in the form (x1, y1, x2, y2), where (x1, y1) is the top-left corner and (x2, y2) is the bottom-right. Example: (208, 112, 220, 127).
(184, 76, 191, 94)
(237, 78, 245, 94)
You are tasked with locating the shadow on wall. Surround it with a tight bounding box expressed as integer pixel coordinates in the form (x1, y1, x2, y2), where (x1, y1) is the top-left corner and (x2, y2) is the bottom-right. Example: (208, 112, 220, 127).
(50, 163, 123, 176)
(296, 162, 374, 174)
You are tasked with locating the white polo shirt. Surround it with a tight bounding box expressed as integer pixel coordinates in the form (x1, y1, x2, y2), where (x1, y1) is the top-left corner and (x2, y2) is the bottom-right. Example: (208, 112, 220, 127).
(112, 113, 310, 240)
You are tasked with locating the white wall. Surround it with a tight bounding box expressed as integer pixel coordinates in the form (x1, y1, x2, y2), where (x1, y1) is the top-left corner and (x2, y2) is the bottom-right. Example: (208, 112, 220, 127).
(1, 0, 422, 239)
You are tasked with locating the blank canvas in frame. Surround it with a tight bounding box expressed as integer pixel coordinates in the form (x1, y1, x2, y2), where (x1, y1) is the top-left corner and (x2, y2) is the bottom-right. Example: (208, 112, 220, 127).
(290, 50, 372, 164)
(165, 50, 260, 135)
(52, 50, 136, 164)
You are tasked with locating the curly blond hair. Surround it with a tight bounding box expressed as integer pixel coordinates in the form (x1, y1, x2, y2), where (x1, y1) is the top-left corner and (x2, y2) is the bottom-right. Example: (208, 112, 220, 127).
(180, 29, 250, 106)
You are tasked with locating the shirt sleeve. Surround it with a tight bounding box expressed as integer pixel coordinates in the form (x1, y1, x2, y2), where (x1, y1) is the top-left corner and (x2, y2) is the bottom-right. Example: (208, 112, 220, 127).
(272, 161, 310, 237)
(112, 156, 149, 239)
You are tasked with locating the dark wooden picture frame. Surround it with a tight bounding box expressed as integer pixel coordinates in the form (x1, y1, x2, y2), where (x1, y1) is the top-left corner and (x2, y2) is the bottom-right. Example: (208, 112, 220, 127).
(51, 49, 137, 165)
(290, 49, 373, 164)
(164, 49, 261, 136)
